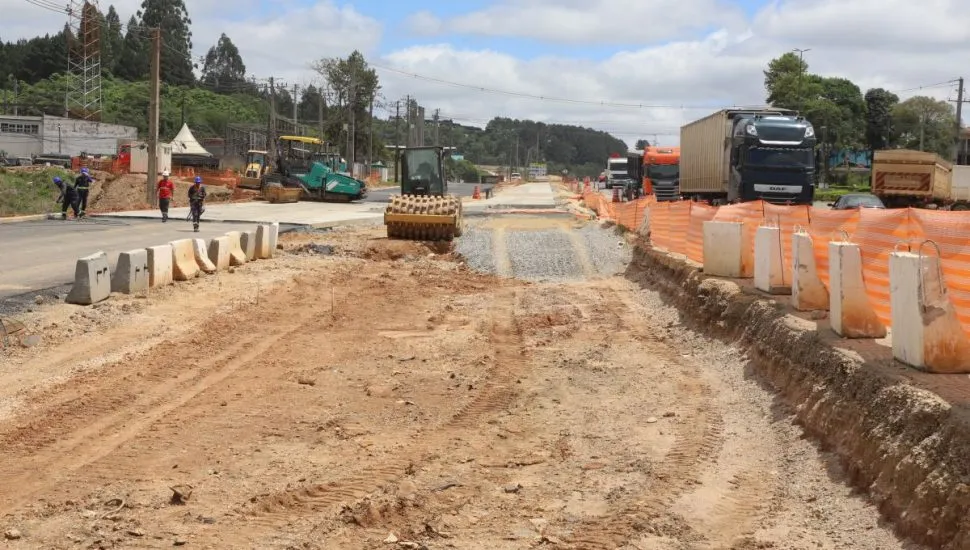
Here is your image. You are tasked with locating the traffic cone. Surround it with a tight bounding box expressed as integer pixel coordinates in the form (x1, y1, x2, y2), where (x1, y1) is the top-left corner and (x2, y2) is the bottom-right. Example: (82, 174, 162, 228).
(473, 185, 481, 199)
(612, 188, 620, 203)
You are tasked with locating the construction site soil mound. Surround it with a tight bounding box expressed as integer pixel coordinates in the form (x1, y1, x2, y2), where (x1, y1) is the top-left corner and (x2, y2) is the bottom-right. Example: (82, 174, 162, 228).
(626, 240, 970, 549)
(86, 173, 234, 213)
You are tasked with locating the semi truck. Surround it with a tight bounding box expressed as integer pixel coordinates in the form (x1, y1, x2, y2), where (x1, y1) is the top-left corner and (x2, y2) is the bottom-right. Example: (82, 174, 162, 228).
(870, 149, 970, 210)
(644, 146, 680, 201)
(679, 108, 817, 205)
(606, 153, 631, 189)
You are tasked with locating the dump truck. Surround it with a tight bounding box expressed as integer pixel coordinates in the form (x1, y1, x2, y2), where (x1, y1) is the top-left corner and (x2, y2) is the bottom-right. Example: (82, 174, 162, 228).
(267, 136, 366, 202)
(679, 108, 817, 205)
(870, 149, 968, 209)
(643, 146, 680, 201)
(384, 146, 463, 241)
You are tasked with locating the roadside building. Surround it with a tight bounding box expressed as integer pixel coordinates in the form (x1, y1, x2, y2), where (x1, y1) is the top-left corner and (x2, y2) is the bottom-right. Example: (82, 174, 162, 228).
(0, 114, 137, 158)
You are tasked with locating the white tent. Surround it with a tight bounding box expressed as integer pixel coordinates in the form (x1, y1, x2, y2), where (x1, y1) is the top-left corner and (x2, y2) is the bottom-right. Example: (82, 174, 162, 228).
(169, 123, 212, 156)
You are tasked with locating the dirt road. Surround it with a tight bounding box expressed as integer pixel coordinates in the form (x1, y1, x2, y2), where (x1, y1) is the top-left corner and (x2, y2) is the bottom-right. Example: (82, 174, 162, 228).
(0, 218, 919, 549)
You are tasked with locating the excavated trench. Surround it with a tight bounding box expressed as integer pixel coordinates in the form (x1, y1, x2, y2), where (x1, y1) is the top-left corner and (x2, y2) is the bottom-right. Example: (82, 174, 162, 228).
(624, 238, 970, 549)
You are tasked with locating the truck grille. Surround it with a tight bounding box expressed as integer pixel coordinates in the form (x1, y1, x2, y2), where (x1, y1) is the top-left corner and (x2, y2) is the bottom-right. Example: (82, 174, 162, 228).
(756, 191, 803, 204)
(654, 183, 681, 202)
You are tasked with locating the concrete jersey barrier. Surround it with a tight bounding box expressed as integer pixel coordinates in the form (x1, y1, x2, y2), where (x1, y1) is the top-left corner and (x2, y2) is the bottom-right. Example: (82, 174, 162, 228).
(111, 249, 149, 294)
(193, 238, 217, 273)
(66, 251, 111, 305)
(255, 224, 272, 259)
(171, 239, 200, 281)
(208, 236, 231, 271)
(240, 230, 257, 261)
(225, 231, 247, 266)
(147, 244, 173, 287)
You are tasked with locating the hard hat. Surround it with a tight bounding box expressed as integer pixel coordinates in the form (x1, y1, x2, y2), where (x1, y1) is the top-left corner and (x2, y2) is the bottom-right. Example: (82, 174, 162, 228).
(53, 176, 62, 184)
(161, 170, 170, 177)
(80, 167, 88, 174)
(194, 176, 202, 184)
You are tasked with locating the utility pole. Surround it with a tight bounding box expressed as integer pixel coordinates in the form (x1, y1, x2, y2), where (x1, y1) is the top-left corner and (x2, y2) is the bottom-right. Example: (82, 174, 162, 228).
(954, 77, 964, 163)
(348, 70, 356, 175)
(793, 48, 811, 111)
(318, 86, 324, 142)
(433, 108, 440, 146)
(145, 27, 160, 207)
(11, 78, 18, 116)
(394, 100, 402, 182)
(292, 84, 299, 133)
(180, 91, 186, 127)
(368, 95, 374, 178)
(268, 77, 277, 166)
(405, 95, 411, 147)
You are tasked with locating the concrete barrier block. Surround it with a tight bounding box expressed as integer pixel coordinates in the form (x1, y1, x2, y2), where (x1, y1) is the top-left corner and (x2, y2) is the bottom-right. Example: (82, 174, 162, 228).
(890, 252, 970, 373)
(829, 242, 886, 338)
(171, 239, 200, 281)
(240, 230, 257, 261)
(66, 251, 111, 305)
(208, 236, 231, 271)
(111, 249, 149, 294)
(225, 231, 247, 266)
(791, 232, 828, 311)
(193, 238, 217, 274)
(255, 224, 272, 259)
(702, 221, 744, 277)
(147, 244, 173, 287)
(754, 226, 789, 294)
(268, 222, 279, 255)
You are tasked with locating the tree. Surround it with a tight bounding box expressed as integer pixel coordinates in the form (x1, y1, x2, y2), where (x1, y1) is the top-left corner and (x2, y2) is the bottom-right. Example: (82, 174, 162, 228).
(312, 50, 380, 159)
(864, 88, 899, 152)
(634, 139, 650, 150)
(137, 0, 194, 86)
(114, 16, 147, 80)
(892, 96, 956, 157)
(763, 52, 809, 110)
(101, 5, 124, 76)
(200, 33, 246, 94)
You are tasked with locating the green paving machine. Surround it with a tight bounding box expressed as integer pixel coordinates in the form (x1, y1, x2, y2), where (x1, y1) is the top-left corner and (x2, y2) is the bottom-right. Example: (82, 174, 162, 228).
(265, 135, 367, 202)
(384, 146, 463, 241)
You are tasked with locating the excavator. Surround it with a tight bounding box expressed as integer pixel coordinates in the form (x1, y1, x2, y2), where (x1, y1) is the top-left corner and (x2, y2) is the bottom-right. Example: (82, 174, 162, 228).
(384, 146, 463, 241)
(263, 136, 367, 202)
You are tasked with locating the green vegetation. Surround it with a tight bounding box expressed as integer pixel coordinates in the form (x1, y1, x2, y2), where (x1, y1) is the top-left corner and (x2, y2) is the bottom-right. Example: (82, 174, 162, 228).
(0, 167, 72, 217)
(764, 52, 958, 158)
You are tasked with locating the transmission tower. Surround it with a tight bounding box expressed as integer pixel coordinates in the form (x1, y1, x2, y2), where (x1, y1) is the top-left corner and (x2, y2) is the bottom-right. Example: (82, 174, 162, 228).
(66, 0, 102, 120)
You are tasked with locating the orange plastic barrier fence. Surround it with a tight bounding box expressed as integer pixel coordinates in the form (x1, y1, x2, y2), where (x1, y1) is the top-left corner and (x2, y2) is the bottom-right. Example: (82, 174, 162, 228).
(806, 209, 859, 290)
(667, 201, 692, 256)
(612, 198, 651, 233)
(649, 201, 672, 251)
(763, 204, 810, 284)
(909, 210, 970, 339)
(852, 209, 912, 328)
(686, 203, 718, 264)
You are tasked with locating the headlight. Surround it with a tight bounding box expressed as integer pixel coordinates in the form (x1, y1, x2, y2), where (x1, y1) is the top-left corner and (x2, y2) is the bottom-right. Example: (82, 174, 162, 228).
(745, 124, 758, 136)
(804, 126, 815, 138)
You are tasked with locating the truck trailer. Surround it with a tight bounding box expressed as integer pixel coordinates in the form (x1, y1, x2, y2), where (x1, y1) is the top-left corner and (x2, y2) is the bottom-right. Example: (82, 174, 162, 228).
(679, 108, 817, 205)
(870, 149, 969, 210)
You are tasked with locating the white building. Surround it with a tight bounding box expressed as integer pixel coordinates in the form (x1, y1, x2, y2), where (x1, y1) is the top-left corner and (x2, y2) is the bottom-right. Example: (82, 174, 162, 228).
(0, 114, 137, 158)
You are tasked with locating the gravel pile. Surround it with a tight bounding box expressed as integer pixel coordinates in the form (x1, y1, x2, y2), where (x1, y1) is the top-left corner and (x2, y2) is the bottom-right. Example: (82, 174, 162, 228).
(578, 223, 633, 277)
(456, 218, 633, 281)
(506, 229, 584, 281)
(455, 227, 496, 274)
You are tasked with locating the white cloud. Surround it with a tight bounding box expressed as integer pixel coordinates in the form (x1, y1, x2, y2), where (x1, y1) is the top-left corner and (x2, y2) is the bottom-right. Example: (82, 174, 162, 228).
(404, 0, 747, 45)
(376, 0, 969, 146)
(403, 10, 444, 36)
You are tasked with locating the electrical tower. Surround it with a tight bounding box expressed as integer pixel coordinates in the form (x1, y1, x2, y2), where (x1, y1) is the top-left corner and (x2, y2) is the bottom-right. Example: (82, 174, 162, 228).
(66, 0, 103, 120)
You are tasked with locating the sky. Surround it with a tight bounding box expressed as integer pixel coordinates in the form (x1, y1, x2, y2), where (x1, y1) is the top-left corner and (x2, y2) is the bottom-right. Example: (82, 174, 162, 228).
(4, 0, 969, 147)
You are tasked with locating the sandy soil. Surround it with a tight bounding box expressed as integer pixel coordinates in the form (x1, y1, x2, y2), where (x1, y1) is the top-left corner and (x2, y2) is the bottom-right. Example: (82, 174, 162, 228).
(85, 173, 235, 213)
(0, 223, 921, 549)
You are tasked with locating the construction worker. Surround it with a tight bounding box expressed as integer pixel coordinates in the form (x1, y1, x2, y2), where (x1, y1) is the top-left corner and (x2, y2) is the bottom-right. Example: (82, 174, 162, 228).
(157, 170, 174, 222)
(187, 176, 206, 232)
(52, 176, 79, 220)
(74, 167, 94, 217)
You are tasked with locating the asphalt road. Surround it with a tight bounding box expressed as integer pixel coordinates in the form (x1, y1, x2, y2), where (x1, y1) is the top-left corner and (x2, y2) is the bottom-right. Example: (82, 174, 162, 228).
(364, 182, 491, 203)
(0, 218, 260, 300)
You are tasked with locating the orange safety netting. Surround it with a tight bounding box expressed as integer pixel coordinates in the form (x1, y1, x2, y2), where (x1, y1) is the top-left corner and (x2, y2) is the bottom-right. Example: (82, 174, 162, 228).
(853, 208, 913, 327)
(649, 201, 673, 251)
(667, 201, 692, 256)
(612, 198, 652, 233)
(713, 200, 766, 254)
(686, 203, 718, 264)
(762, 204, 810, 284)
(806, 209, 859, 290)
(908, 210, 970, 339)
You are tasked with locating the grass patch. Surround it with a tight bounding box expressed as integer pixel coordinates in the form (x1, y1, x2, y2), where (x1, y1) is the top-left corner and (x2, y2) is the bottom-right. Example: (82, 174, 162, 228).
(0, 167, 73, 217)
(815, 185, 872, 204)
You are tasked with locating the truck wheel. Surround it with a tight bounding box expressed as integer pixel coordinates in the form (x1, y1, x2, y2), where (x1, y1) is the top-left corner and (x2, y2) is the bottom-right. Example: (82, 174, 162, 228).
(953, 203, 969, 211)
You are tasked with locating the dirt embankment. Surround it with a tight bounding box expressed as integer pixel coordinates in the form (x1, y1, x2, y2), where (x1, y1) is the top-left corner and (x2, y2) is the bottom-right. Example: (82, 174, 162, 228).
(625, 240, 970, 549)
(86, 173, 235, 213)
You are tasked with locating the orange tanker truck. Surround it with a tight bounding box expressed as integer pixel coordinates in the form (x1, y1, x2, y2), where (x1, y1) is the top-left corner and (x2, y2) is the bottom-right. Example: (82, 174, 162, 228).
(643, 146, 680, 201)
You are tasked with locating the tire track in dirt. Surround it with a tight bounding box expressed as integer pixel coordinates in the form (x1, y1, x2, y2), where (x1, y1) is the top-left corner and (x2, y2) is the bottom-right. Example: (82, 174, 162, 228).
(696, 469, 776, 548)
(227, 289, 528, 544)
(563, 284, 725, 549)
(0, 284, 317, 514)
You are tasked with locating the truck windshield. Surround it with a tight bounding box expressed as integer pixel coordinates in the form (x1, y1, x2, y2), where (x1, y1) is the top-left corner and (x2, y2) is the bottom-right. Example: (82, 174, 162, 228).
(746, 148, 814, 168)
(647, 164, 679, 179)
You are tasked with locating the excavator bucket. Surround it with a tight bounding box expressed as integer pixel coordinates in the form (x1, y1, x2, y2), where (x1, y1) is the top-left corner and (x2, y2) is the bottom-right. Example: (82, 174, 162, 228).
(384, 147, 463, 241)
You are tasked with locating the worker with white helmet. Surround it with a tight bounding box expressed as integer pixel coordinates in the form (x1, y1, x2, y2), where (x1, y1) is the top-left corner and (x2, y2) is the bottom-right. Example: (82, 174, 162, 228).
(157, 169, 174, 222)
